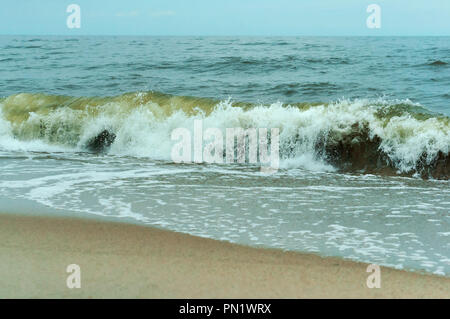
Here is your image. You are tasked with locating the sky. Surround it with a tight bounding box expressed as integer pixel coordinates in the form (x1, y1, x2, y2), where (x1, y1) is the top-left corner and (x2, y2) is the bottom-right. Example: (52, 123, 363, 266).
(0, 0, 449, 36)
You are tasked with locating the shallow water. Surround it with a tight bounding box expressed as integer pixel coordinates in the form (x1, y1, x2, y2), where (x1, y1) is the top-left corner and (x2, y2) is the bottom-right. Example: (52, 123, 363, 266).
(0, 151, 449, 275)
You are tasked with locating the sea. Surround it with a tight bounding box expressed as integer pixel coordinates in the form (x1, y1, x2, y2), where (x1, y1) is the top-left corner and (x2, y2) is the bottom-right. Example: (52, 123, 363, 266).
(0, 36, 449, 276)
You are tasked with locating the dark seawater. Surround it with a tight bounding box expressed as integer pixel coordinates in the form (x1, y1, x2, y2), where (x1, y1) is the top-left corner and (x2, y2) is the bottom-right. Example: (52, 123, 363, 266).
(0, 36, 449, 276)
(1, 36, 449, 115)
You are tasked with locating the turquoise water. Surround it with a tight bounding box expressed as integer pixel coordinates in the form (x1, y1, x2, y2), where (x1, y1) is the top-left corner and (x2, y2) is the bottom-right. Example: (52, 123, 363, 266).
(1, 36, 449, 115)
(0, 36, 449, 276)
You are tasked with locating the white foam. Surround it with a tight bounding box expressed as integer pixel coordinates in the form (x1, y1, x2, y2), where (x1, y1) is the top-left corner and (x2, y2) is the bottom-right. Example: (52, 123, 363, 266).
(1, 97, 449, 173)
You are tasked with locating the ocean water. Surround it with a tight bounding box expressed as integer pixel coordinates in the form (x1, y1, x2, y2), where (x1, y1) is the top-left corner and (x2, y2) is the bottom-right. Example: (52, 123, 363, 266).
(0, 36, 449, 276)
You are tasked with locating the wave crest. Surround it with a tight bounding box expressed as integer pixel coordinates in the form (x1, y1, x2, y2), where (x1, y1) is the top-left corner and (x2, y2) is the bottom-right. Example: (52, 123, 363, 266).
(0, 91, 449, 179)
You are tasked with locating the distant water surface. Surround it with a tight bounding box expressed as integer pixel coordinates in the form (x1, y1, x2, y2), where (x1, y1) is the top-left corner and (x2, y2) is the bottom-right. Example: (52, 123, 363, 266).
(0, 36, 449, 114)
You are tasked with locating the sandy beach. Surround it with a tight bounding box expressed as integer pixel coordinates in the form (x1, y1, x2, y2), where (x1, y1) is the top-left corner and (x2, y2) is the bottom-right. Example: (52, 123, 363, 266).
(0, 213, 448, 299)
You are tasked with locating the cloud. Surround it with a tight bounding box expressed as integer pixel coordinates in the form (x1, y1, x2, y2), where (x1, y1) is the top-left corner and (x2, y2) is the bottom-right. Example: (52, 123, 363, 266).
(115, 11, 140, 17)
(149, 10, 176, 17)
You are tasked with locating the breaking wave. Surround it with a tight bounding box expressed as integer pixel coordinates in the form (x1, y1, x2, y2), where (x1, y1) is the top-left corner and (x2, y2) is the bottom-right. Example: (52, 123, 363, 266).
(0, 91, 449, 179)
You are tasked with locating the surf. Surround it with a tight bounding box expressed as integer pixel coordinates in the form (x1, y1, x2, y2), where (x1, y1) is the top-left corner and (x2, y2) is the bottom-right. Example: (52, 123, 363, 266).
(0, 91, 449, 179)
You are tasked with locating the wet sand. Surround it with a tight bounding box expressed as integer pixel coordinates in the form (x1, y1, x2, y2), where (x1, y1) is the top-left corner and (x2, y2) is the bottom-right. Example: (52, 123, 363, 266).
(0, 214, 448, 298)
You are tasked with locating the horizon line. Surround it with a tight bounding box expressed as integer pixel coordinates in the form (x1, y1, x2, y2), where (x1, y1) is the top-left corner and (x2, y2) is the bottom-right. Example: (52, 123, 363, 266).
(1, 34, 450, 37)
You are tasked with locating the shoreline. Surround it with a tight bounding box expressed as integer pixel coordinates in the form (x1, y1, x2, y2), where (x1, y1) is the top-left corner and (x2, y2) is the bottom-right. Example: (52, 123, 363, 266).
(0, 213, 449, 298)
